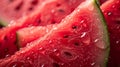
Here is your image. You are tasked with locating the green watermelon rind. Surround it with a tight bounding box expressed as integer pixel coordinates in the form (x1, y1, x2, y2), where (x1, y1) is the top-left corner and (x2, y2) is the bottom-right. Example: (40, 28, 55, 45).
(0, 18, 8, 27)
(94, 0, 110, 67)
(16, 32, 21, 50)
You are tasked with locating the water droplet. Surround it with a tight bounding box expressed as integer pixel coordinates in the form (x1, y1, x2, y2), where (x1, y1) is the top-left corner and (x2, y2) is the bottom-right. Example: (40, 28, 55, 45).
(41, 64, 45, 67)
(80, 32, 86, 38)
(5, 54, 10, 58)
(46, 29, 49, 33)
(53, 48, 58, 52)
(116, 26, 120, 29)
(91, 62, 95, 66)
(27, 57, 30, 60)
(12, 63, 17, 67)
(80, 20, 85, 24)
(53, 27, 57, 30)
(116, 40, 120, 44)
(38, 47, 43, 50)
(81, 32, 90, 45)
(49, 40, 52, 44)
(94, 39, 99, 43)
(112, 5, 115, 8)
(51, 9, 55, 13)
(95, 39, 106, 49)
(107, 12, 112, 16)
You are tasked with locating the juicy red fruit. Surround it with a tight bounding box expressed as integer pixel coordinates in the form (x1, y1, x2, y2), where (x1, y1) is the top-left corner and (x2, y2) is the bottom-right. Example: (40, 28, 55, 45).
(0, 27, 18, 59)
(0, 0, 84, 59)
(0, 0, 109, 67)
(0, 0, 46, 23)
(101, 0, 120, 67)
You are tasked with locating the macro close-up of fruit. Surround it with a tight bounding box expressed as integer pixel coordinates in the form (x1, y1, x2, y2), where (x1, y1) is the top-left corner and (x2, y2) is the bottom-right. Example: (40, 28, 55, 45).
(0, 0, 120, 67)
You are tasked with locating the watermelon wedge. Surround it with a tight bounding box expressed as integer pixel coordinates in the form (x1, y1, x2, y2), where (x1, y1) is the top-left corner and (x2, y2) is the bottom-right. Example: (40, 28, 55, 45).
(0, 0, 84, 27)
(101, 0, 120, 67)
(0, 0, 109, 67)
(0, 0, 84, 59)
(15, 0, 108, 48)
(16, 25, 56, 47)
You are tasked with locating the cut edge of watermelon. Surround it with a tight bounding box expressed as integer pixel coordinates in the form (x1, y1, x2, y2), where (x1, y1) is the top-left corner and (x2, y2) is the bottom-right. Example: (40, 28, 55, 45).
(0, 18, 8, 27)
(16, 32, 21, 50)
(94, 0, 110, 67)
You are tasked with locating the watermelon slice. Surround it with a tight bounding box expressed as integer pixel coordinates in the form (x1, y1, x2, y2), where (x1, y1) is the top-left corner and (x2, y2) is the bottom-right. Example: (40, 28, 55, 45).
(15, 0, 108, 48)
(0, 27, 18, 59)
(0, 0, 84, 27)
(0, 0, 47, 26)
(101, 0, 120, 67)
(16, 25, 56, 47)
(0, 0, 109, 67)
(0, 0, 84, 59)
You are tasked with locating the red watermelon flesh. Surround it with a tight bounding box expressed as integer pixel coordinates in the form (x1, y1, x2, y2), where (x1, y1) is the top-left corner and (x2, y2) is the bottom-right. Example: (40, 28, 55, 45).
(37, 0, 84, 26)
(101, 0, 120, 67)
(16, 0, 108, 48)
(0, 0, 56, 59)
(1, 0, 84, 25)
(0, 0, 109, 67)
(0, 0, 47, 26)
(99, 0, 107, 5)
(0, 27, 18, 59)
(0, 0, 84, 59)
(0, 0, 84, 26)
(17, 24, 57, 47)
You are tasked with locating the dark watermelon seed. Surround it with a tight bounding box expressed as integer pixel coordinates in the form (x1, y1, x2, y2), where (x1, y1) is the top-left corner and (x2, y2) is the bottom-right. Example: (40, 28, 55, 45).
(28, 7, 34, 11)
(0, 25, 4, 29)
(14, 40, 17, 44)
(36, 19, 41, 23)
(52, 63, 60, 67)
(15, 1, 23, 11)
(4, 36, 8, 41)
(72, 25, 77, 29)
(56, 4, 61, 7)
(58, 9, 65, 13)
(63, 35, 69, 38)
(31, 0, 38, 5)
(51, 21, 56, 24)
(74, 42, 79, 46)
(64, 51, 72, 57)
